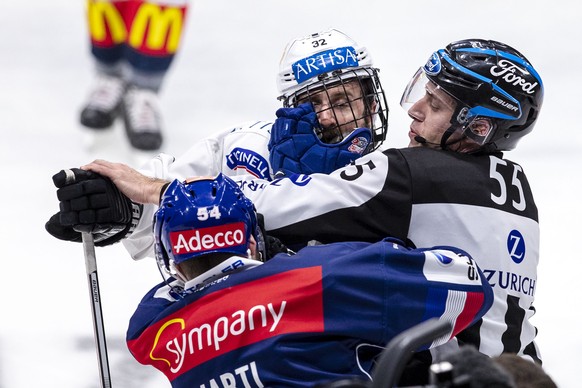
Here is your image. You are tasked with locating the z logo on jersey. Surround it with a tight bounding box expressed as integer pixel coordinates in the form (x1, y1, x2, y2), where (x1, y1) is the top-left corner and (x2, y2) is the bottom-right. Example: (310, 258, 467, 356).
(507, 229, 526, 264)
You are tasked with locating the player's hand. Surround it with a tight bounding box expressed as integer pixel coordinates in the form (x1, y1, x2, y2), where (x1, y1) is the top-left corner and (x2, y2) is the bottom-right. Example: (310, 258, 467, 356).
(268, 103, 372, 176)
(81, 160, 168, 205)
(45, 168, 141, 247)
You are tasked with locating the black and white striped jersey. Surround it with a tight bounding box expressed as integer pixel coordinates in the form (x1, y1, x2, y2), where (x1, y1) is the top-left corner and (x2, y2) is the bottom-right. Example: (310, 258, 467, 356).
(235, 147, 541, 362)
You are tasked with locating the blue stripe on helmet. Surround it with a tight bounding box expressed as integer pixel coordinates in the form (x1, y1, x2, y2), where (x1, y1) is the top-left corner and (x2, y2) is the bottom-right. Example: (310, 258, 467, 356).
(468, 106, 520, 120)
(456, 47, 544, 89)
(438, 50, 522, 120)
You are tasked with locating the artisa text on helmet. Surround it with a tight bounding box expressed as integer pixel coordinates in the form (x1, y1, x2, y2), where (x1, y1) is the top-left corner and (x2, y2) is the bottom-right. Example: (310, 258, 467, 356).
(293, 47, 358, 83)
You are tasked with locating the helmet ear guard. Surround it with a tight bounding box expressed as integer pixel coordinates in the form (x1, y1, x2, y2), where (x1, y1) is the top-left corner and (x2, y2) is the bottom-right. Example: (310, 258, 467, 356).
(154, 204, 189, 285)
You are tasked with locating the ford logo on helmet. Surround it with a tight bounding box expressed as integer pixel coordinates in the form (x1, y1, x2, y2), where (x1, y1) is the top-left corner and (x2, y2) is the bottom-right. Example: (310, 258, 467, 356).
(424, 52, 441, 75)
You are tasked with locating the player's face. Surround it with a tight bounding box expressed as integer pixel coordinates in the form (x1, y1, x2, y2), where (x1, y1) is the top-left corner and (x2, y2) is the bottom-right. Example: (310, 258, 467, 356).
(248, 235, 259, 260)
(406, 81, 458, 148)
(298, 81, 374, 144)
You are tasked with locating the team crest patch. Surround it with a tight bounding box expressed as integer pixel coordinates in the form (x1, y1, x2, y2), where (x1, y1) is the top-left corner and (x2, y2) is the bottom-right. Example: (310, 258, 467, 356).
(347, 136, 370, 155)
(424, 52, 441, 75)
(226, 148, 271, 180)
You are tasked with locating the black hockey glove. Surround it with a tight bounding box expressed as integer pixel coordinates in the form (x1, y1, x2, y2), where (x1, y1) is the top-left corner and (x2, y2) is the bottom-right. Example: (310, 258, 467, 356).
(265, 235, 295, 259)
(256, 213, 295, 260)
(45, 168, 142, 247)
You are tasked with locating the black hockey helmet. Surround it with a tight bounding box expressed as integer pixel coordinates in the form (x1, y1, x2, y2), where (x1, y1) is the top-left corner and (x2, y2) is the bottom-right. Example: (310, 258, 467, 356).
(402, 39, 544, 152)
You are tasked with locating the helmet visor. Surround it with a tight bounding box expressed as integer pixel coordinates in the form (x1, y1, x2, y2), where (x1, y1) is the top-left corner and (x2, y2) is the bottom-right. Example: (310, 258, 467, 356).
(400, 68, 495, 145)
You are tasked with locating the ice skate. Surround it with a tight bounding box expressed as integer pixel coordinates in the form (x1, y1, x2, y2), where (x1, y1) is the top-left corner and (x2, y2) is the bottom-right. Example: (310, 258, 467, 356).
(80, 74, 125, 129)
(121, 86, 163, 151)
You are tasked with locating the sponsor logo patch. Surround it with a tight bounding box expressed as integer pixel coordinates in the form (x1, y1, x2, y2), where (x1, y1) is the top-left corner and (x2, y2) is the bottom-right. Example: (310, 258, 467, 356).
(226, 148, 270, 180)
(170, 222, 246, 255)
(490, 59, 538, 94)
(292, 46, 358, 83)
(424, 52, 441, 75)
(127, 267, 324, 380)
(347, 136, 369, 155)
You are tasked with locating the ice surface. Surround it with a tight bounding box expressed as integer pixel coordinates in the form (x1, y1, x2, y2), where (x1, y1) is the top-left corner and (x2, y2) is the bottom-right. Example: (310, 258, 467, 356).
(1, 0, 580, 386)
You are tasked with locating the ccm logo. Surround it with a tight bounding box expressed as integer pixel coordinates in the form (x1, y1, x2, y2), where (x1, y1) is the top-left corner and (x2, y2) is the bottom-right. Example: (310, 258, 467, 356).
(170, 222, 246, 254)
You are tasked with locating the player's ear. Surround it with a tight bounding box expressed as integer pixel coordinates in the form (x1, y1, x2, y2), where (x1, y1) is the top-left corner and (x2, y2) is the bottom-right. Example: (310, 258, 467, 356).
(468, 118, 493, 137)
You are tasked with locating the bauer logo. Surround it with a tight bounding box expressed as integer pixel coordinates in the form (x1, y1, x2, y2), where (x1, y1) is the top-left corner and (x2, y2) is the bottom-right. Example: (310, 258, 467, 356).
(423, 250, 481, 286)
(226, 148, 271, 180)
(293, 46, 359, 83)
(424, 52, 441, 75)
(170, 222, 246, 255)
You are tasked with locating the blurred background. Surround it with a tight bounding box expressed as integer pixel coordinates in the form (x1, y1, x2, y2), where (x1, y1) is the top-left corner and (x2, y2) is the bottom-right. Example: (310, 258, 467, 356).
(1, 0, 580, 386)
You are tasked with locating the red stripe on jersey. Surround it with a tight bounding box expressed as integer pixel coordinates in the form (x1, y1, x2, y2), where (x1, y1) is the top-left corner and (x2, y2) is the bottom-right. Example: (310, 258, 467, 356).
(452, 291, 485, 336)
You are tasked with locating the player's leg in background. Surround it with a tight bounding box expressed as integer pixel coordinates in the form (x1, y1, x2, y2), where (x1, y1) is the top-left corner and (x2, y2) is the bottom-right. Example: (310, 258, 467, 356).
(120, 0, 189, 151)
(81, 0, 128, 130)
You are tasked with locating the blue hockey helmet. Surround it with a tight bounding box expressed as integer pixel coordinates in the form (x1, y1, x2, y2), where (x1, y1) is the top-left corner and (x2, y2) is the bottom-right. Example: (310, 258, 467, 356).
(154, 174, 263, 280)
(401, 39, 543, 151)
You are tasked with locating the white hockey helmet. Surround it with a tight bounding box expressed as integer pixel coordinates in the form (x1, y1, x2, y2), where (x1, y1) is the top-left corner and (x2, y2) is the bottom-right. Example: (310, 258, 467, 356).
(277, 28, 388, 148)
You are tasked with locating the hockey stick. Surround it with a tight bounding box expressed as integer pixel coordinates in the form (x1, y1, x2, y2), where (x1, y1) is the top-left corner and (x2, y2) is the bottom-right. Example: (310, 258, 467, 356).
(82, 232, 113, 388)
(371, 318, 452, 387)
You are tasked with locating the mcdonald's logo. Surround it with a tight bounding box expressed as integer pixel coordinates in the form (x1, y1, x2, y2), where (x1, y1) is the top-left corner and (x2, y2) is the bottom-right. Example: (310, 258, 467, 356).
(87, 0, 127, 46)
(129, 3, 186, 54)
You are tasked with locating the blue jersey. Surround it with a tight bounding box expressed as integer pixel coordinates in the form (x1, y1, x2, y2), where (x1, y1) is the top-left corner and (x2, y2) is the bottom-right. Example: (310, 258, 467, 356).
(127, 239, 492, 387)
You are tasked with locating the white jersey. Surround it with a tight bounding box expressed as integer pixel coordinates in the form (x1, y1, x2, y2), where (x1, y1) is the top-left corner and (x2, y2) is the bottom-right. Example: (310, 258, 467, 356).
(233, 147, 541, 363)
(123, 120, 273, 260)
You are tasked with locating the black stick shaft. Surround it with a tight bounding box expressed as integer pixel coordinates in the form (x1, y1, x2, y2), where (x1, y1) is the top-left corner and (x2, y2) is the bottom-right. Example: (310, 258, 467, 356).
(82, 232, 112, 388)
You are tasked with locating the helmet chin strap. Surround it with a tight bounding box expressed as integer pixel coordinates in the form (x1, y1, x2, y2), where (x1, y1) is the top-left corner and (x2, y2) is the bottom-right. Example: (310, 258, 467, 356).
(439, 126, 461, 150)
(438, 104, 471, 151)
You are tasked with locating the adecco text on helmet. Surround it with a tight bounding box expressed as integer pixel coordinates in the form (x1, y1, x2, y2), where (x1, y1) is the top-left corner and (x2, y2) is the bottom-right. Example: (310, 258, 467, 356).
(170, 222, 247, 254)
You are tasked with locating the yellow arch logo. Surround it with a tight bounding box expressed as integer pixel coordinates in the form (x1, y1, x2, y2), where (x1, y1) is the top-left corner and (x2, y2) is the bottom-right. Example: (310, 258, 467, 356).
(129, 4, 184, 53)
(87, 0, 127, 44)
(149, 318, 186, 367)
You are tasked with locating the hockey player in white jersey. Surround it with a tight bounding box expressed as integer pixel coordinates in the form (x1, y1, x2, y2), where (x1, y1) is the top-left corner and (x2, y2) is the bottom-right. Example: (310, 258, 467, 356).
(47, 39, 545, 385)
(123, 28, 387, 257)
(45, 28, 388, 253)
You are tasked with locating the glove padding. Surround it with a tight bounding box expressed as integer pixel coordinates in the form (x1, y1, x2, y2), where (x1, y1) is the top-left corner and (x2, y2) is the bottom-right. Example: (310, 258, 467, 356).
(45, 168, 141, 247)
(268, 103, 372, 176)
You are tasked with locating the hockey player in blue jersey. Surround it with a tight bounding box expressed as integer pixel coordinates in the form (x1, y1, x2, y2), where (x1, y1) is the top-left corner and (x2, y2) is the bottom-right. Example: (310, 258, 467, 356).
(125, 173, 492, 387)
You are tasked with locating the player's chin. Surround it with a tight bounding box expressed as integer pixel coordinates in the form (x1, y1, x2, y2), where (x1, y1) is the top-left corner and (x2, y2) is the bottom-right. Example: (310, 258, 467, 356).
(318, 131, 342, 144)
